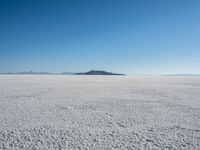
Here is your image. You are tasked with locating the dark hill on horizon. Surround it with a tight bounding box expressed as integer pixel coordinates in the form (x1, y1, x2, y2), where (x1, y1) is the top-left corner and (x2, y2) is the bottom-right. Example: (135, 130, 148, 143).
(75, 70, 125, 75)
(0, 70, 125, 75)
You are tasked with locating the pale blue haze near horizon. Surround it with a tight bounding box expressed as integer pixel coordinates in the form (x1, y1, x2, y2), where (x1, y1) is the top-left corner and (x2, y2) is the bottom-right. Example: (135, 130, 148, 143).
(0, 0, 200, 75)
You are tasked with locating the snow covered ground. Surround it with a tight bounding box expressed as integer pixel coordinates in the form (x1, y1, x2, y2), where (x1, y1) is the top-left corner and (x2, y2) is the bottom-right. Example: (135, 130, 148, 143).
(0, 75, 200, 150)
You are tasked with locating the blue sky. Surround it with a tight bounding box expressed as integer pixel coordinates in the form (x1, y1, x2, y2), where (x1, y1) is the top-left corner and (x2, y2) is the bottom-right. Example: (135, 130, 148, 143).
(0, 0, 200, 74)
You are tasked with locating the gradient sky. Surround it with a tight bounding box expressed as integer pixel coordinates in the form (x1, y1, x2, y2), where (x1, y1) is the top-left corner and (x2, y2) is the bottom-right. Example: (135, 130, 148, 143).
(0, 0, 200, 74)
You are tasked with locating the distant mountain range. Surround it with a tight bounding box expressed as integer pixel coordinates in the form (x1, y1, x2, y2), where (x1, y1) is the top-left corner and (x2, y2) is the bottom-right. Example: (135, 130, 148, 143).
(1, 71, 200, 76)
(0, 70, 125, 75)
(76, 70, 125, 75)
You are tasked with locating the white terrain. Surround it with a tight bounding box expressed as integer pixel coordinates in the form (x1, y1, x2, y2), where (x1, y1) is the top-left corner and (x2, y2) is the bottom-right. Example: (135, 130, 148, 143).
(0, 75, 200, 150)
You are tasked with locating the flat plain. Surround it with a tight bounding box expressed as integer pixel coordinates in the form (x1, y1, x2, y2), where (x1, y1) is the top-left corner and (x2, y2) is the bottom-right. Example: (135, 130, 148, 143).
(0, 75, 200, 150)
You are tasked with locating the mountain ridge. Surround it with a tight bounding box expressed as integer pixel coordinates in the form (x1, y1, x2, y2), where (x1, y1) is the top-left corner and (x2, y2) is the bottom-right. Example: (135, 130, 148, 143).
(75, 70, 125, 75)
(0, 70, 125, 75)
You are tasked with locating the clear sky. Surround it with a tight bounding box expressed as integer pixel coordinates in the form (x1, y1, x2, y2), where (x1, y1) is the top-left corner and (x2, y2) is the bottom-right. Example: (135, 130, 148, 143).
(0, 0, 200, 74)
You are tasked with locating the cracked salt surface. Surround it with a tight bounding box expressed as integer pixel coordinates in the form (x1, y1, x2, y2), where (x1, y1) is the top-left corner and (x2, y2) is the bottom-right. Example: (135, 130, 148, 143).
(0, 75, 200, 149)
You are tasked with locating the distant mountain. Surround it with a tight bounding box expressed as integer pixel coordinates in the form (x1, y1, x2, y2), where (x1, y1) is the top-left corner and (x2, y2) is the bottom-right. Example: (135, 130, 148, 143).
(76, 70, 125, 75)
(0, 70, 125, 75)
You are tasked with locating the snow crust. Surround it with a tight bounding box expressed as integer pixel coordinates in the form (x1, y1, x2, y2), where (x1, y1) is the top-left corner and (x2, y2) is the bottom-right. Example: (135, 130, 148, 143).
(0, 75, 200, 149)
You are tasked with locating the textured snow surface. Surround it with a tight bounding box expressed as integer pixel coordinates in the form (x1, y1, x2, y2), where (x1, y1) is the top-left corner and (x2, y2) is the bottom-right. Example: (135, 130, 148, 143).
(0, 75, 200, 150)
